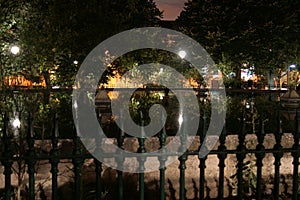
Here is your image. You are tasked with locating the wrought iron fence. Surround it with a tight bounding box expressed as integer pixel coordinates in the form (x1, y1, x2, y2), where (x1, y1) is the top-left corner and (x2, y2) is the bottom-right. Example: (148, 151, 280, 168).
(0, 88, 299, 200)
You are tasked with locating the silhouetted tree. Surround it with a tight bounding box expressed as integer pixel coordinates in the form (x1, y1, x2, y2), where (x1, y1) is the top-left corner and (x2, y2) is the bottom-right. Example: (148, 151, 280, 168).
(177, 0, 300, 87)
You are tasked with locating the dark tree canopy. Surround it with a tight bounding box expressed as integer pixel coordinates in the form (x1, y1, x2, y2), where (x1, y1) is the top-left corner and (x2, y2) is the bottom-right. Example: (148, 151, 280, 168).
(177, 0, 300, 77)
(0, 0, 162, 87)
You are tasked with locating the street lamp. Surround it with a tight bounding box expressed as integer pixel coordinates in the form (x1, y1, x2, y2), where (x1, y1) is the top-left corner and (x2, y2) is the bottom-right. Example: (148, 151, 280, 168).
(10, 45, 20, 55)
(290, 64, 296, 69)
(12, 116, 21, 128)
(178, 50, 186, 59)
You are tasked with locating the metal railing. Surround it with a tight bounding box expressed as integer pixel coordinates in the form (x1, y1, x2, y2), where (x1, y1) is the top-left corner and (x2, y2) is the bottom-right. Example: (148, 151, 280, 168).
(0, 88, 299, 200)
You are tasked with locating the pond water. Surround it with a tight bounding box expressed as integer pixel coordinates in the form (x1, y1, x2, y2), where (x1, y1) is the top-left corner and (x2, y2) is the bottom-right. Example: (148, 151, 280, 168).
(0, 89, 296, 138)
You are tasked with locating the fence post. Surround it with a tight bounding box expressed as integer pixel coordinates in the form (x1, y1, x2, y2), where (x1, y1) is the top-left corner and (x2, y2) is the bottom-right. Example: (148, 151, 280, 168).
(72, 130, 83, 200)
(26, 113, 35, 200)
(95, 160, 102, 200)
(3, 112, 13, 200)
(159, 89, 169, 200)
(159, 114, 167, 200)
(292, 111, 299, 200)
(93, 115, 103, 200)
(217, 126, 227, 199)
(138, 136, 146, 200)
(273, 111, 283, 200)
(255, 118, 266, 199)
(117, 117, 125, 200)
(179, 116, 187, 200)
(236, 110, 246, 199)
(138, 112, 146, 200)
(199, 110, 207, 200)
(50, 113, 59, 200)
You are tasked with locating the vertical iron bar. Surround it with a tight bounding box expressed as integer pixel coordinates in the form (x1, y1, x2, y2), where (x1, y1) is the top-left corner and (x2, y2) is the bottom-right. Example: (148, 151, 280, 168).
(179, 115, 187, 200)
(199, 158, 207, 200)
(159, 89, 169, 200)
(95, 115, 102, 200)
(3, 112, 13, 200)
(218, 126, 227, 199)
(139, 172, 145, 200)
(292, 111, 299, 200)
(236, 109, 246, 200)
(26, 113, 35, 200)
(159, 164, 166, 200)
(159, 120, 167, 200)
(179, 153, 187, 200)
(139, 168, 145, 200)
(159, 168, 166, 200)
(117, 117, 125, 200)
(73, 132, 83, 200)
(50, 113, 59, 200)
(138, 137, 146, 200)
(273, 111, 283, 200)
(255, 118, 266, 200)
(138, 136, 146, 200)
(138, 112, 146, 200)
(199, 110, 207, 200)
(117, 170, 123, 200)
(95, 160, 102, 200)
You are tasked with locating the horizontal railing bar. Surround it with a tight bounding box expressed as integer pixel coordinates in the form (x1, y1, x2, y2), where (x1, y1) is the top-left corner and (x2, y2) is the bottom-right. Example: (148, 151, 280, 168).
(0, 147, 297, 162)
(0, 87, 287, 94)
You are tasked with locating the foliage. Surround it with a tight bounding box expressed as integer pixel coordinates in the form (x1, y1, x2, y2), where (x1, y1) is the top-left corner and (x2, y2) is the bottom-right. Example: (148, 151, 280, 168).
(0, 0, 162, 88)
(129, 90, 162, 125)
(112, 49, 206, 87)
(230, 158, 257, 197)
(177, 0, 300, 85)
(224, 92, 281, 134)
(0, 1, 30, 86)
(53, 92, 75, 138)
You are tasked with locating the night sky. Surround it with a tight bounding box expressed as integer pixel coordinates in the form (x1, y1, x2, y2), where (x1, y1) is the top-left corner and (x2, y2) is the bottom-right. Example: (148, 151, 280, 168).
(154, 0, 186, 20)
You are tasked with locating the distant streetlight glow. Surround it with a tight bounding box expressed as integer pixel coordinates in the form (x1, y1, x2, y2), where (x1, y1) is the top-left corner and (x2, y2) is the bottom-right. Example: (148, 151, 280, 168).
(52, 86, 60, 89)
(246, 102, 250, 109)
(178, 50, 186, 59)
(73, 60, 78, 65)
(289, 64, 296, 70)
(159, 67, 163, 73)
(12, 117, 21, 128)
(159, 93, 164, 100)
(10, 45, 20, 55)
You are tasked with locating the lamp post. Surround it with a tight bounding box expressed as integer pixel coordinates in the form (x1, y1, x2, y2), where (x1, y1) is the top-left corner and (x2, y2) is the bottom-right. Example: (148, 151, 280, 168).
(280, 88, 300, 121)
(9, 44, 22, 134)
